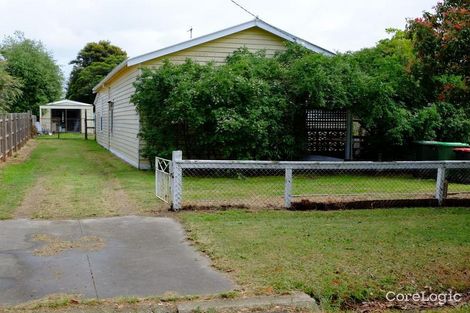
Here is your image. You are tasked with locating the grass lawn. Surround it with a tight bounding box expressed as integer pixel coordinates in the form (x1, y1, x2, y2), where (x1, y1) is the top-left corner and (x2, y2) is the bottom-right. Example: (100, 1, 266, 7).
(1, 136, 470, 312)
(180, 208, 470, 310)
(0, 134, 163, 219)
(4, 134, 470, 218)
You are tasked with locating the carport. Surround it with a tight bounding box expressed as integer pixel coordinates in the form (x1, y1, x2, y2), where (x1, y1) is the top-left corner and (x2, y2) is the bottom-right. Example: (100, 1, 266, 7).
(39, 99, 94, 134)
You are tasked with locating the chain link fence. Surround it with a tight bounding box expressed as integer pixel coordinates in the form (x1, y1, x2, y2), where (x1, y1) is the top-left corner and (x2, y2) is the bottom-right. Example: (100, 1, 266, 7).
(156, 151, 470, 210)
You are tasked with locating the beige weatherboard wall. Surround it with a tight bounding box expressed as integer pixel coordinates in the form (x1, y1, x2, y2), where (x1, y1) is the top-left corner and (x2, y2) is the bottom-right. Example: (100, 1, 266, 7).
(92, 19, 334, 169)
(39, 100, 94, 134)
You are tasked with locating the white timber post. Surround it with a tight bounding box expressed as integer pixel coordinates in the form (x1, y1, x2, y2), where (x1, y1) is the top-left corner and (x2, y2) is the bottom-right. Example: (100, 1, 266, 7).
(435, 165, 447, 206)
(284, 167, 293, 209)
(171, 150, 183, 211)
(155, 156, 158, 198)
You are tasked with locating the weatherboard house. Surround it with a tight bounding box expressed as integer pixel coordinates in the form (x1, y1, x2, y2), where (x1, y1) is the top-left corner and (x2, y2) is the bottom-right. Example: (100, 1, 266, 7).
(93, 19, 335, 169)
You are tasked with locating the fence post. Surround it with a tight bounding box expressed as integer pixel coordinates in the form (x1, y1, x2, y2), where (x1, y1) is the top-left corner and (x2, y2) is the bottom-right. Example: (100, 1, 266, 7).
(284, 167, 293, 208)
(29, 112, 33, 139)
(18, 114, 22, 147)
(155, 156, 158, 199)
(2, 114, 6, 160)
(84, 116, 88, 140)
(0, 114, 4, 161)
(20, 114, 24, 147)
(171, 150, 183, 211)
(7, 113, 12, 157)
(13, 113, 17, 152)
(435, 166, 447, 206)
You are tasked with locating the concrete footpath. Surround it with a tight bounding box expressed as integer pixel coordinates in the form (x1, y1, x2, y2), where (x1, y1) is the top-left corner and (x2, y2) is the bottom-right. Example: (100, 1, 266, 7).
(0, 216, 234, 306)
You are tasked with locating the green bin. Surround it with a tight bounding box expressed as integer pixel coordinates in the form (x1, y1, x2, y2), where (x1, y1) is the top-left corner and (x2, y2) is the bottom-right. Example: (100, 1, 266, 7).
(453, 148, 470, 184)
(414, 141, 470, 180)
(414, 141, 470, 161)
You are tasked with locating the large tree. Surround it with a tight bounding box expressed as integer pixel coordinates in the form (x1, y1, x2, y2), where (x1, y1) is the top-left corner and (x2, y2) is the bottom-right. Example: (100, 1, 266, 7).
(407, 0, 470, 105)
(0, 32, 63, 114)
(406, 0, 470, 143)
(66, 41, 126, 103)
(0, 59, 23, 112)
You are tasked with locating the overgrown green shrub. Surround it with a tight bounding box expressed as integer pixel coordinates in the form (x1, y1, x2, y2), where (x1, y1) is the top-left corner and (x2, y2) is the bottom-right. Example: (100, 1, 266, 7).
(133, 50, 297, 165)
(132, 32, 469, 165)
(133, 47, 368, 165)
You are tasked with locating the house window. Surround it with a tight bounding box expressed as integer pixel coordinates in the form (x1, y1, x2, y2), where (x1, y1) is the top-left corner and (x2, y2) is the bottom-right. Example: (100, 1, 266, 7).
(100, 114, 103, 132)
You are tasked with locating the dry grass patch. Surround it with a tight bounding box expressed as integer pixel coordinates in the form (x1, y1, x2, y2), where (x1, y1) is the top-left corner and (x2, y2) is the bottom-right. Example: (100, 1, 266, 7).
(31, 234, 105, 256)
(0, 140, 38, 169)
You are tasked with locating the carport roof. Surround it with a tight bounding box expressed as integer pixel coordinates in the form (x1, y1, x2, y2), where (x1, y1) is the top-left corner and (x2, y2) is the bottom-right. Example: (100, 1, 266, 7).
(39, 99, 93, 110)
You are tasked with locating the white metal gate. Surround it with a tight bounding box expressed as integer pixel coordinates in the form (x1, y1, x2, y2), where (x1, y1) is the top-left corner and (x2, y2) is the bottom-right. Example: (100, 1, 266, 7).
(155, 157, 172, 204)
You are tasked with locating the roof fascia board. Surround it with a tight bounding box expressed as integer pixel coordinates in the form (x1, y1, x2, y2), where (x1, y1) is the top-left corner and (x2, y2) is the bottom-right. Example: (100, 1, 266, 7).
(39, 105, 92, 110)
(42, 100, 93, 106)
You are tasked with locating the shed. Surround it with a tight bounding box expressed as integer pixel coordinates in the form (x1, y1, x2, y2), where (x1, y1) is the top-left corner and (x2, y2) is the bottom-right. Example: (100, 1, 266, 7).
(39, 99, 94, 134)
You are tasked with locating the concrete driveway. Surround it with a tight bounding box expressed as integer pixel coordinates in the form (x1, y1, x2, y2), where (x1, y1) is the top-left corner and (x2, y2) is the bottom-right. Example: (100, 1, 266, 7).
(0, 216, 234, 306)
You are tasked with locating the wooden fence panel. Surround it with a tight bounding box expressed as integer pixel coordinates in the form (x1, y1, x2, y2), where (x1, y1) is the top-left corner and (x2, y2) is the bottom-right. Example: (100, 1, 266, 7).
(0, 112, 32, 162)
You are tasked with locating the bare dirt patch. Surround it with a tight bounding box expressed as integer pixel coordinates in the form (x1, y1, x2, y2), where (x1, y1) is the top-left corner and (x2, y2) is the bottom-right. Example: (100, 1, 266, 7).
(102, 178, 138, 216)
(15, 176, 140, 219)
(0, 139, 37, 168)
(14, 176, 49, 218)
(31, 234, 105, 256)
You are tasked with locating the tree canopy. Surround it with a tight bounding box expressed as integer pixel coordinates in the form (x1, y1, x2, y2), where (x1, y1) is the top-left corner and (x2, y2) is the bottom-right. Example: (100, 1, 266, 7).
(0, 32, 63, 114)
(66, 41, 127, 103)
(406, 0, 470, 143)
(407, 0, 470, 105)
(0, 59, 23, 112)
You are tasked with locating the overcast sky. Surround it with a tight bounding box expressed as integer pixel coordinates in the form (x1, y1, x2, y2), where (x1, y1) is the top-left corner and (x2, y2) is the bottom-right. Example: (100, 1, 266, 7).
(0, 0, 437, 81)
